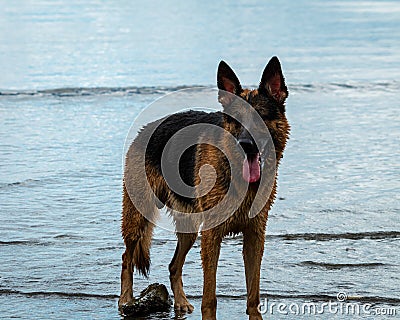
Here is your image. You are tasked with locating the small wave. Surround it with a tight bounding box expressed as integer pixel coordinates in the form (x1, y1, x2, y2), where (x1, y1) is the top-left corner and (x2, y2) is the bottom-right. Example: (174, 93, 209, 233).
(0, 239, 54, 246)
(53, 234, 84, 240)
(0, 178, 43, 190)
(0, 81, 398, 98)
(267, 231, 400, 241)
(0, 85, 207, 98)
(2, 289, 399, 306)
(0, 289, 118, 300)
(0, 240, 38, 246)
(290, 81, 399, 93)
(299, 261, 386, 269)
(0, 173, 96, 190)
(0, 239, 54, 247)
(319, 208, 355, 214)
(97, 245, 124, 251)
(152, 239, 169, 246)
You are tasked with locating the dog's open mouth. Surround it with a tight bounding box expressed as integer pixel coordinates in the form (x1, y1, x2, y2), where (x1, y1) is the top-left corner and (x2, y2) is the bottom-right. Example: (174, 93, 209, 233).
(243, 153, 261, 183)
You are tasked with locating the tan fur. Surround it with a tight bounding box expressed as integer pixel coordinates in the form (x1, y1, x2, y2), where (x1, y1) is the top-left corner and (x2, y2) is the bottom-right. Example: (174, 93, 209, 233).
(119, 59, 289, 319)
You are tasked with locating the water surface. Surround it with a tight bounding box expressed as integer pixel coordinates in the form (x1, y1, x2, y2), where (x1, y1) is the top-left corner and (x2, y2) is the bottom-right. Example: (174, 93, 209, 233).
(1, 1, 399, 319)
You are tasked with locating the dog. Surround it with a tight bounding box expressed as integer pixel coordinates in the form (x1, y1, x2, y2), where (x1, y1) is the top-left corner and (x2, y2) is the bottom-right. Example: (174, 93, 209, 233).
(119, 56, 289, 320)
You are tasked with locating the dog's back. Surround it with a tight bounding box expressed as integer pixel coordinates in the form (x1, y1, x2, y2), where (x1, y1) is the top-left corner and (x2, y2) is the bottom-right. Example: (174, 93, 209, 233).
(139, 110, 224, 206)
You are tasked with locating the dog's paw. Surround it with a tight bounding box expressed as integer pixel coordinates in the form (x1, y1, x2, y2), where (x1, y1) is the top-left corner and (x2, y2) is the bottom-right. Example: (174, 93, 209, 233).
(118, 299, 135, 315)
(118, 297, 134, 312)
(174, 297, 194, 313)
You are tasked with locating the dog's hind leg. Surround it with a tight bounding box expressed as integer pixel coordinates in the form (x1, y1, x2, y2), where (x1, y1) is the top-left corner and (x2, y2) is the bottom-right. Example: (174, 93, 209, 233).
(119, 183, 155, 310)
(119, 238, 137, 309)
(243, 222, 266, 320)
(169, 232, 197, 313)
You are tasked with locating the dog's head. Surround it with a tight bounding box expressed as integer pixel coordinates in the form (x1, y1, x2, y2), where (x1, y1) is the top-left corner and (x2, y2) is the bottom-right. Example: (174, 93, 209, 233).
(217, 57, 290, 184)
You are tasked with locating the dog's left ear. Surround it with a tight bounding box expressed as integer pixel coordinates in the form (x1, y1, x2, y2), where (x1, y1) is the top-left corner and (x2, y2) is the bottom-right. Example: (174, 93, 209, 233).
(259, 56, 288, 103)
(217, 61, 242, 95)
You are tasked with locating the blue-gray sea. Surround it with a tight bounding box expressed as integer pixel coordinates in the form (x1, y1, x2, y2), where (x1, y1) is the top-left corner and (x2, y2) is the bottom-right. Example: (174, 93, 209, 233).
(0, 1, 399, 319)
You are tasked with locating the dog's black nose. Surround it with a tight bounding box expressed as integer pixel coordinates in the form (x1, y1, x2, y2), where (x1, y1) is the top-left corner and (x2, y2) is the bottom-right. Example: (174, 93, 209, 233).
(238, 138, 258, 154)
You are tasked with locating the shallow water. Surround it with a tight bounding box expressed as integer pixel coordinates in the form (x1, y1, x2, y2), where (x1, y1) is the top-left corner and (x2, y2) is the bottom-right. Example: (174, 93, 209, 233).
(1, 1, 399, 319)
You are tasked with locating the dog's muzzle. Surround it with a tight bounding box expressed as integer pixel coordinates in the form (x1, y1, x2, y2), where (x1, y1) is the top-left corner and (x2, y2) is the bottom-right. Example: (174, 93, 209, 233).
(238, 138, 261, 183)
(237, 137, 259, 155)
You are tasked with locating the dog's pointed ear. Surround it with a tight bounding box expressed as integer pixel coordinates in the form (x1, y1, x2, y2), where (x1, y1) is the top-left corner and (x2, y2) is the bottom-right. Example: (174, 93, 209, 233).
(217, 61, 242, 95)
(259, 56, 288, 103)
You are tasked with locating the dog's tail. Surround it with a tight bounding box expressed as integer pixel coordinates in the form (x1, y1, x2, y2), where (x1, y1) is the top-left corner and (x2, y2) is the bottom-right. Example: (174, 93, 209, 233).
(121, 183, 154, 277)
(132, 223, 153, 277)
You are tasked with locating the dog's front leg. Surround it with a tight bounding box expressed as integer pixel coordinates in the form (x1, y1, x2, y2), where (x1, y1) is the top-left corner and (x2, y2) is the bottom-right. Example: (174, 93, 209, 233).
(243, 226, 265, 320)
(201, 229, 222, 320)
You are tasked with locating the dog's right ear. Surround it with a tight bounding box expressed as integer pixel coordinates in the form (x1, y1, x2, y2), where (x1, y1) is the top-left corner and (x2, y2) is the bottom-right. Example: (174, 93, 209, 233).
(217, 61, 242, 95)
(259, 56, 288, 103)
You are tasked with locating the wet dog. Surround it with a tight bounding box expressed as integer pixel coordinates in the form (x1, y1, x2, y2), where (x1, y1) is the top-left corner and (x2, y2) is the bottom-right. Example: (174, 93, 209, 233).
(119, 57, 289, 320)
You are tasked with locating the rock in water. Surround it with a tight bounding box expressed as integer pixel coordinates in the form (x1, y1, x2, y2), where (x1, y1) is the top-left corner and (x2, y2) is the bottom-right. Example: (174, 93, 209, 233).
(122, 283, 172, 317)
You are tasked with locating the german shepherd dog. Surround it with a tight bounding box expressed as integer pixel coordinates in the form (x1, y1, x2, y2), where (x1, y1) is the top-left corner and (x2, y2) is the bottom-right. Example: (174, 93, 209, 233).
(119, 56, 289, 319)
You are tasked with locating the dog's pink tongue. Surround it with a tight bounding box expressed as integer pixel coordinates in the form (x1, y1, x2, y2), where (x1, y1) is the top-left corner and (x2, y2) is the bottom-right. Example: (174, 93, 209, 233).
(243, 154, 261, 183)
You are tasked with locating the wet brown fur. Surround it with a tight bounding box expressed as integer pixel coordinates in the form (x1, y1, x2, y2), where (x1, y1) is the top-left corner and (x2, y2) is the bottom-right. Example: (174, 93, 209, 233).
(119, 57, 290, 320)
